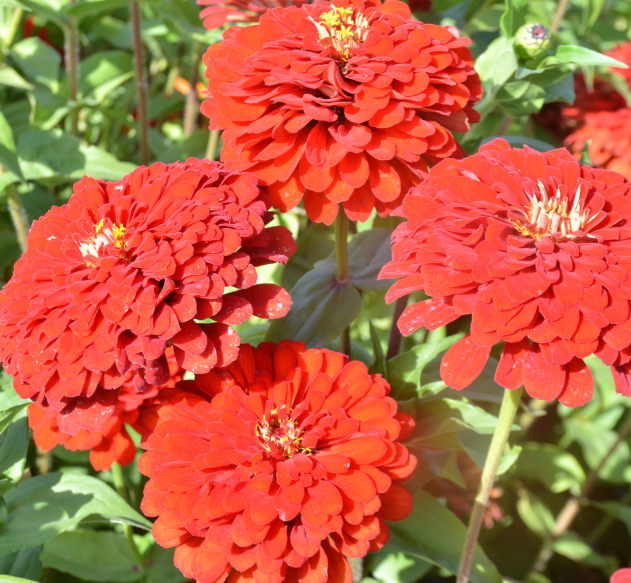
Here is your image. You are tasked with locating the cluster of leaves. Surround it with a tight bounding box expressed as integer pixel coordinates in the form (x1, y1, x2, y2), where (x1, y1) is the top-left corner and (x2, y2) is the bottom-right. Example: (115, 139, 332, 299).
(1, 0, 631, 582)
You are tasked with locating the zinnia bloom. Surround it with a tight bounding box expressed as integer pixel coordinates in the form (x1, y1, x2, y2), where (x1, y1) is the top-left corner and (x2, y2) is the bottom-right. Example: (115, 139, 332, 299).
(607, 42, 631, 85)
(0, 159, 295, 435)
(565, 109, 631, 180)
(140, 340, 416, 583)
(198, 0, 308, 30)
(28, 347, 184, 472)
(380, 138, 631, 407)
(202, 0, 481, 224)
(612, 569, 631, 583)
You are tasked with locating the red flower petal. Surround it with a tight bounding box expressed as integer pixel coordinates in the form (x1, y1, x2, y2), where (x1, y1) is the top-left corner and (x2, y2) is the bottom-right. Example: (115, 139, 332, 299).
(440, 334, 491, 391)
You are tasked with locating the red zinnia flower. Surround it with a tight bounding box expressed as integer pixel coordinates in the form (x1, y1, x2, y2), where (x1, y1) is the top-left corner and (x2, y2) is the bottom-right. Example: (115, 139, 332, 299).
(139, 340, 416, 583)
(612, 569, 631, 583)
(380, 138, 631, 407)
(0, 159, 295, 435)
(198, 0, 308, 30)
(28, 346, 184, 472)
(202, 0, 481, 224)
(607, 42, 631, 85)
(565, 109, 631, 180)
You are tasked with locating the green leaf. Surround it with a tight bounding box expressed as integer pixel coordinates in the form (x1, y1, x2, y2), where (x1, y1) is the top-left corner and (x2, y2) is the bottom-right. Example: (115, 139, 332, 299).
(553, 532, 617, 570)
(497, 80, 546, 115)
(368, 321, 386, 376)
(0, 374, 28, 414)
(0, 473, 151, 555)
(0, 546, 42, 581)
(10, 38, 61, 92)
(0, 66, 34, 91)
(17, 129, 137, 182)
(481, 136, 556, 152)
(368, 550, 433, 583)
(265, 265, 363, 348)
(145, 544, 188, 583)
(79, 51, 133, 103)
(594, 501, 631, 539)
(0, 111, 23, 182)
(514, 443, 585, 494)
(0, 407, 28, 485)
(0, 576, 37, 582)
(346, 228, 393, 292)
(67, 0, 128, 18)
(516, 489, 555, 540)
(473, 36, 519, 113)
(42, 531, 143, 581)
(13, 0, 69, 27)
(543, 74, 575, 104)
(553, 45, 629, 68)
(387, 491, 502, 583)
(386, 334, 464, 400)
(500, 0, 528, 36)
(0, 0, 31, 8)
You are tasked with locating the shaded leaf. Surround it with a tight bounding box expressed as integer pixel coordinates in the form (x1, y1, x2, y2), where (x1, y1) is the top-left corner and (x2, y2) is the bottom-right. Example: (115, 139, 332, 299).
(0, 112, 23, 182)
(0, 546, 42, 581)
(0, 473, 151, 555)
(0, 66, 33, 91)
(514, 443, 585, 494)
(67, 0, 128, 18)
(387, 491, 502, 583)
(10, 38, 61, 92)
(265, 265, 363, 348)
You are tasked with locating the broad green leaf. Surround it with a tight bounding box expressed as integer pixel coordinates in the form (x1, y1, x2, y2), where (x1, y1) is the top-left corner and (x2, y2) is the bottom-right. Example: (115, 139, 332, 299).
(497, 80, 546, 115)
(368, 550, 433, 583)
(583, 0, 607, 30)
(0, 111, 23, 182)
(79, 51, 133, 103)
(0, 546, 42, 581)
(145, 544, 188, 583)
(474, 36, 519, 113)
(594, 501, 631, 539)
(159, 130, 209, 165)
(0, 374, 27, 415)
(42, 531, 143, 582)
(265, 265, 363, 348)
(13, 0, 69, 27)
(0, 473, 151, 554)
(67, 0, 128, 18)
(516, 489, 555, 540)
(553, 532, 617, 570)
(514, 443, 585, 494)
(387, 491, 502, 583)
(10, 37, 61, 92)
(543, 74, 575, 104)
(0, 407, 28, 486)
(0, 577, 36, 582)
(17, 129, 137, 181)
(368, 321, 386, 376)
(554, 45, 628, 68)
(481, 136, 555, 152)
(500, 0, 528, 36)
(386, 334, 464, 399)
(0, 66, 33, 91)
(0, 0, 31, 8)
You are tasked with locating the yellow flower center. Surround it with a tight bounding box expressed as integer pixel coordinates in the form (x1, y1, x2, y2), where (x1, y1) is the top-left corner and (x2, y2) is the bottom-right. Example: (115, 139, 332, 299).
(79, 220, 127, 266)
(310, 4, 371, 61)
(511, 182, 603, 240)
(255, 405, 313, 458)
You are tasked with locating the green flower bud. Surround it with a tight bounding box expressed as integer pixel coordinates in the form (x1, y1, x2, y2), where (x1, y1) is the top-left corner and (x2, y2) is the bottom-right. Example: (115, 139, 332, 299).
(514, 23, 552, 61)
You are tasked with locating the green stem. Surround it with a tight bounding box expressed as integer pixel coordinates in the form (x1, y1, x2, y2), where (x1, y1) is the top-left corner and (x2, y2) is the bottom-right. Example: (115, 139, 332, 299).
(348, 557, 364, 583)
(4, 8, 23, 49)
(206, 129, 221, 161)
(6, 184, 29, 253)
(111, 463, 146, 571)
(386, 296, 408, 360)
(335, 207, 351, 358)
(550, 0, 571, 31)
(457, 387, 523, 583)
(131, 0, 149, 166)
(65, 1, 80, 136)
(530, 412, 631, 575)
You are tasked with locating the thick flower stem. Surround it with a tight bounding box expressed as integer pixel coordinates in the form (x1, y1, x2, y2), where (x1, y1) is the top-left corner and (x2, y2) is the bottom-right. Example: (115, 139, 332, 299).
(183, 41, 201, 136)
(386, 296, 408, 360)
(112, 462, 146, 571)
(457, 387, 523, 583)
(6, 184, 29, 253)
(335, 207, 351, 358)
(65, 1, 80, 136)
(530, 412, 631, 575)
(131, 0, 149, 166)
(206, 129, 221, 161)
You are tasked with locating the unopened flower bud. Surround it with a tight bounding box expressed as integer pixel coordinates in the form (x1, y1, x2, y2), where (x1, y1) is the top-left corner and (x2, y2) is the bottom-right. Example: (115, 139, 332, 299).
(514, 23, 551, 60)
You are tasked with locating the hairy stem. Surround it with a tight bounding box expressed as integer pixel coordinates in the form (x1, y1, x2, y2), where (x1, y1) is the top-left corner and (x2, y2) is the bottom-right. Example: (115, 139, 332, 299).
(131, 0, 149, 166)
(550, 0, 571, 31)
(530, 412, 631, 575)
(65, 0, 80, 136)
(183, 42, 201, 136)
(6, 184, 29, 253)
(386, 296, 408, 360)
(206, 129, 221, 161)
(348, 557, 364, 583)
(112, 463, 146, 571)
(335, 207, 351, 357)
(457, 387, 523, 583)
